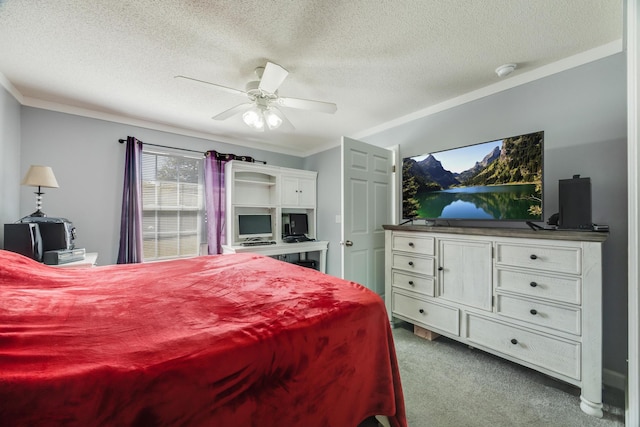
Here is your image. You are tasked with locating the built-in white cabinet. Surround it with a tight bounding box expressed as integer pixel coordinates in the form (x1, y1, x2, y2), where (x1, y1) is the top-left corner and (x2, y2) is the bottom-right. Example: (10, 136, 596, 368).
(223, 161, 327, 272)
(384, 225, 607, 418)
(225, 161, 317, 246)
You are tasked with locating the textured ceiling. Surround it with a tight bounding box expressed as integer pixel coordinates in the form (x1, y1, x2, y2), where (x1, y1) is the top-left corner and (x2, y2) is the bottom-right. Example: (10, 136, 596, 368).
(0, 1, 623, 156)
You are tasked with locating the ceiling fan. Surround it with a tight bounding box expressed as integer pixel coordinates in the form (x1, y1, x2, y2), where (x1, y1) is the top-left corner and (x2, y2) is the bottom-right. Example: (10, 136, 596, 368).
(175, 62, 337, 132)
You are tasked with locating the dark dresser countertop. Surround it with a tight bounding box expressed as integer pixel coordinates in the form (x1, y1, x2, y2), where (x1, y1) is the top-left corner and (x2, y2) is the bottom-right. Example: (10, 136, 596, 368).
(382, 224, 609, 243)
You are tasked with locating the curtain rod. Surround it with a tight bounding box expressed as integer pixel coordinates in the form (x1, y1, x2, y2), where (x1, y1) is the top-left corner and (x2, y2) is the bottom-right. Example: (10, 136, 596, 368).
(118, 138, 266, 164)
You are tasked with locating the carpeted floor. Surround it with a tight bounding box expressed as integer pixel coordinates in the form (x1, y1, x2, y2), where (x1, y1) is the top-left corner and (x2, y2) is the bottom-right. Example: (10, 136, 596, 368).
(361, 322, 625, 427)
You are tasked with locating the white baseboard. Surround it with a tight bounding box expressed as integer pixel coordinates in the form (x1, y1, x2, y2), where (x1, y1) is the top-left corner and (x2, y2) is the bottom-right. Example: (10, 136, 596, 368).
(603, 368, 626, 391)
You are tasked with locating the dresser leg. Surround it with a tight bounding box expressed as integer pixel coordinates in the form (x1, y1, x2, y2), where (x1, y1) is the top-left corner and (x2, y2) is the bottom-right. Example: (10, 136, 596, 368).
(580, 395, 603, 418)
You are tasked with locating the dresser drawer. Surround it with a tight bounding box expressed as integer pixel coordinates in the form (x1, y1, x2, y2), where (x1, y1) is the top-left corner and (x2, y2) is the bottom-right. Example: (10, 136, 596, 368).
(392, 270, 435, 296)
(393, 292, 459, 336)
(391, 253, 434, 275)
(495, 243, 581, 275)
(466, 314, 580, 380)
(391, 233, 435, 255)
(496, 294, 581, 335)
(495, 268, 581, 305)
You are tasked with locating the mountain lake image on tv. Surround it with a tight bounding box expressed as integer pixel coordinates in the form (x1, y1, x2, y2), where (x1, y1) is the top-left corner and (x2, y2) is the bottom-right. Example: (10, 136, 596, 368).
(402, 131, 543, 221)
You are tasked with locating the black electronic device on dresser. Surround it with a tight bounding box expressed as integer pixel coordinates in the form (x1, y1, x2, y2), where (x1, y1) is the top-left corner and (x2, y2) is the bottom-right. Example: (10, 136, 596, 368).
(20, 216, 76, 251)
(4, 217, 76, 262)
(4, 223, 43, 261)
(558, 175, 592, 230)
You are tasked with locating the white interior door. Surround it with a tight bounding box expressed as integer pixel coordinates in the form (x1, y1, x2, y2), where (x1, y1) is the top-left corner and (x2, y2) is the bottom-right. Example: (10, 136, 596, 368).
(341, 137, 392, 297)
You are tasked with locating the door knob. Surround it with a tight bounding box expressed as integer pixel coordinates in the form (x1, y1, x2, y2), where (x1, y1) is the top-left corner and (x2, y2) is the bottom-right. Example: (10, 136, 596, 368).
(344, 240, 353, 247)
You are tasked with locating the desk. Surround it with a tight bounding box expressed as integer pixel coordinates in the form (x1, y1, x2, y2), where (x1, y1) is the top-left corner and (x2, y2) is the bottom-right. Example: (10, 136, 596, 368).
(222, 241, 329, 273)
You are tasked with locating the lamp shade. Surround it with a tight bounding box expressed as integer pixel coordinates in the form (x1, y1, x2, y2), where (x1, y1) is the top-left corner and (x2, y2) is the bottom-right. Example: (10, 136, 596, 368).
(21, 165, 59, 188)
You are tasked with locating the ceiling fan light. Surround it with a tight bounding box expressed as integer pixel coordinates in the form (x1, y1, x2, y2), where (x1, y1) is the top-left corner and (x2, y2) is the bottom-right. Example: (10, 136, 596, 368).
(264, 109, 283, 130)
(242, 107, 265, 131)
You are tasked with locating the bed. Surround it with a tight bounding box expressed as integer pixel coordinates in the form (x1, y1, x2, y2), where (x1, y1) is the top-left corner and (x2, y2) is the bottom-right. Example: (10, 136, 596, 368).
(0, 250, 406, 427)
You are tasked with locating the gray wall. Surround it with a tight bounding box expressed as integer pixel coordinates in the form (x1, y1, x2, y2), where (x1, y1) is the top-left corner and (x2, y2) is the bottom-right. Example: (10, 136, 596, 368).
(16, 108, 304, 265)
(546, 138, 628, 380)
(303, 147, 341, 277)
(307, 53, 628, 380)
(0, 86, 21, 242)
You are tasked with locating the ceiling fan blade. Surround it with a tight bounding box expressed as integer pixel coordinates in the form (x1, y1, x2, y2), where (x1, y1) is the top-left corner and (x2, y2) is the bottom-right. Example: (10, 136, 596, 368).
(175, 75, 246, 96)
(258, 62, 288, 94)
(212, 103, 252, 120)
(276, 96, 337, 114)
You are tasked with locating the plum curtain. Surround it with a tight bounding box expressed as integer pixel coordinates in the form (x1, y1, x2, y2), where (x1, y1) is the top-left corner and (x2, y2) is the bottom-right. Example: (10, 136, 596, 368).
(117, 136, 143, 264)
(204, 151, 254, 254)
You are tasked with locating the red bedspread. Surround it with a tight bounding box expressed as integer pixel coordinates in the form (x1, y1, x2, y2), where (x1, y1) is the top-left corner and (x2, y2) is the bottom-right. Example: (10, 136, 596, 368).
(0, 250, 406, 427)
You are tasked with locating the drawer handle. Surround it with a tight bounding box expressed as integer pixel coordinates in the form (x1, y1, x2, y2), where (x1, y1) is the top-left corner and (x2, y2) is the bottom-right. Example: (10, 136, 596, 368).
(408, 242, 414, 247)
(530, 309, 538, 315)
(438, 266, 444, 271)
(408, 261, 414, 266)
(530, 254, 538, 260)
(510, 338, 518, 345)
(419, 309, 425, 314)
(529, 281, 538, 288)
(408, 280, 415, 286)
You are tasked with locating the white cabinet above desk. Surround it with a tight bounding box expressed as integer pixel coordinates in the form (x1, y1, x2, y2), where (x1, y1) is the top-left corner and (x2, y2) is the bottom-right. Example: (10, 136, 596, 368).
(281, 173, 316, 207)
(222, 241, 329, 273)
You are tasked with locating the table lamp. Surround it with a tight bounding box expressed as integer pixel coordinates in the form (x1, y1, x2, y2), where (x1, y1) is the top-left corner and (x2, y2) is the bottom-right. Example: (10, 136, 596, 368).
(21, 165, 59, 217)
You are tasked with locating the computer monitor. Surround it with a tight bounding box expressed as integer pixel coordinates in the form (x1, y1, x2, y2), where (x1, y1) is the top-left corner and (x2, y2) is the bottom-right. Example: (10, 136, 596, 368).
(238, 214, 273, 239)
(288, 213, 309, 236)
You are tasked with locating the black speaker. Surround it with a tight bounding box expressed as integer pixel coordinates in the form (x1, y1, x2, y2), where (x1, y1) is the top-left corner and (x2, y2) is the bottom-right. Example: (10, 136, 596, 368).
(37, 222, 73, 251)
(558, 175, 592, 230)
(4, 223, 43, 261)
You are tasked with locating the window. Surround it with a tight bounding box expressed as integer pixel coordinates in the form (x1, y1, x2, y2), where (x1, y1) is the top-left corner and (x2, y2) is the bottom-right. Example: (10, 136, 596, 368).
(141, 151, 205, 261)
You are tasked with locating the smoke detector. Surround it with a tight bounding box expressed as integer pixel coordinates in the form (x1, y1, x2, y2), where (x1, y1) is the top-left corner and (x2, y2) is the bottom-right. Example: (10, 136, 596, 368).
(495, 63, 517, 78)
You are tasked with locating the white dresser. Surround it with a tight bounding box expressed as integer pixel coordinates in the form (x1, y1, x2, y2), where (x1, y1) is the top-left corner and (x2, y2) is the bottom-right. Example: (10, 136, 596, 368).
(383, 225, 608, 417)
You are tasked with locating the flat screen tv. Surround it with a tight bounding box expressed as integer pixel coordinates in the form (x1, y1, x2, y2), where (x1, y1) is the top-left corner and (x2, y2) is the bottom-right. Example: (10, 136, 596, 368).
(238, 214, 273, 240)
(402, 130, 543, 222)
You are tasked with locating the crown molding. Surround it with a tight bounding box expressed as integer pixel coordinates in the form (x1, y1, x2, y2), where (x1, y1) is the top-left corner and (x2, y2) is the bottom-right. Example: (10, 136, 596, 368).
(353, 39, 624, 141)
(0, 72, 24, 104)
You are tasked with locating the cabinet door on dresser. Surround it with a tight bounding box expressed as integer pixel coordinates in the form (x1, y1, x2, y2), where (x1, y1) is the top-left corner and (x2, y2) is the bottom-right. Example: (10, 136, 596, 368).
(438, 238, 493, 311)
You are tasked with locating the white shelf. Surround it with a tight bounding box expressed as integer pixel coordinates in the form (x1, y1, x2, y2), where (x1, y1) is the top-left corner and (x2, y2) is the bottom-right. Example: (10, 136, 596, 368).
(235, 179, 276, 186)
